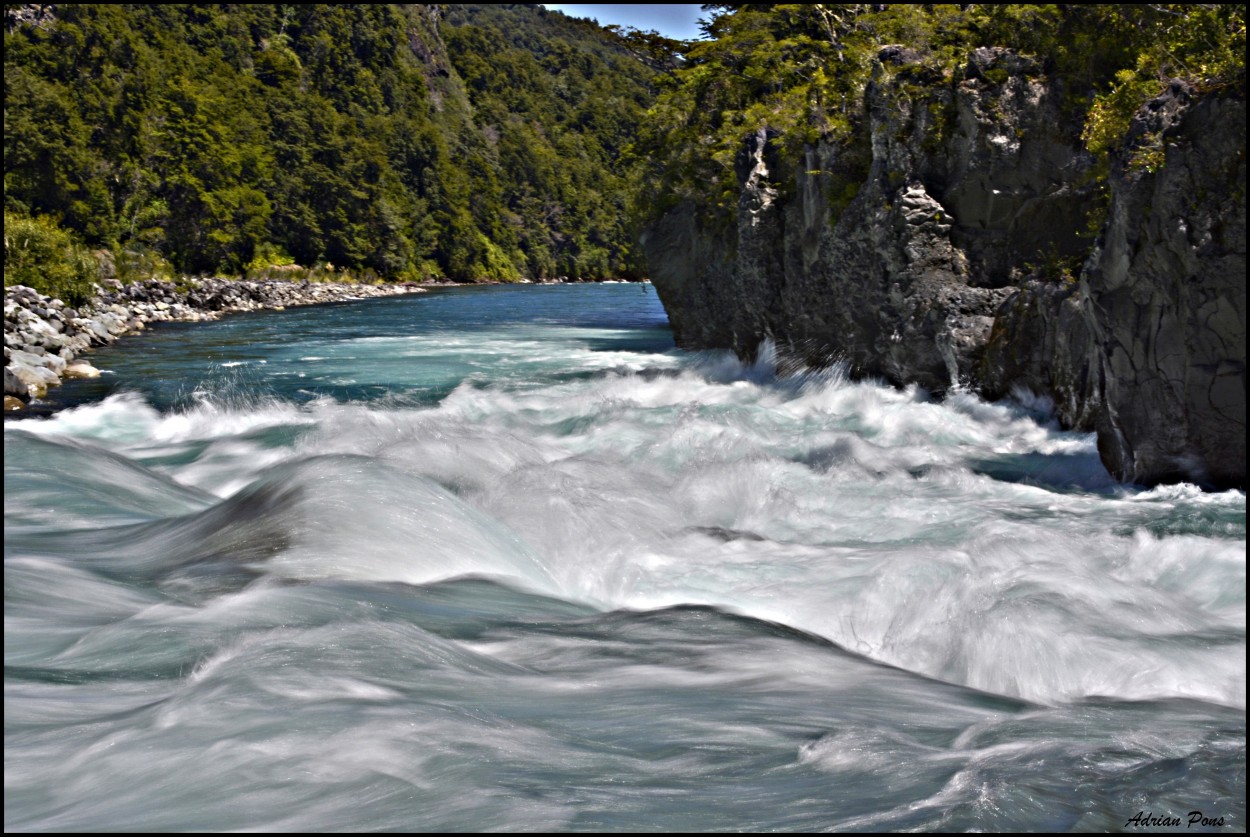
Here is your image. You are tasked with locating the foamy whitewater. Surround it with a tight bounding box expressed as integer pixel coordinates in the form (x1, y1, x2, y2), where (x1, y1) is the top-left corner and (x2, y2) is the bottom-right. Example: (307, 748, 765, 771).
(4, 284, 1245, 831)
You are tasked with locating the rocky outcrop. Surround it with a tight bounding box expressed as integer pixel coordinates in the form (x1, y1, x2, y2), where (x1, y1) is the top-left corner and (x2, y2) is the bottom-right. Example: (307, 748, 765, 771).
(646, 47, 1098, 393)
(984, 81, 1246, 489)
(644, 48, 1246, 488)
(1084, 83, 1244, 488)
(643, 129, 783, 353)
(981, 279, 1099, 431)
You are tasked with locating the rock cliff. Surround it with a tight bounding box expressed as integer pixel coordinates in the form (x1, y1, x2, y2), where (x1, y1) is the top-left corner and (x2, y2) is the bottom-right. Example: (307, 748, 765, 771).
(1051, 82, 1241, 488)
(643, 49, 1246, 489)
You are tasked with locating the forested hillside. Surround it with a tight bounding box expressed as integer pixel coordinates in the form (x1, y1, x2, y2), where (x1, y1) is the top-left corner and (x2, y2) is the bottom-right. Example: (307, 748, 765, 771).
(4, 3, 654, 286)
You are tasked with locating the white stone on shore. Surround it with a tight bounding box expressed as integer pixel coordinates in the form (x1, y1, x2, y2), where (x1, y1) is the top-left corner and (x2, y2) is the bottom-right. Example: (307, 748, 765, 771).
(9, 363, 60, 396)
(8, 348, 66, 375)
(62, 360, 101, 379)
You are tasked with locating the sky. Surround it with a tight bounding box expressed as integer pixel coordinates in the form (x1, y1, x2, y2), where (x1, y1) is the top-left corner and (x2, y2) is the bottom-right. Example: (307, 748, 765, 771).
(541, 4, 708, 41)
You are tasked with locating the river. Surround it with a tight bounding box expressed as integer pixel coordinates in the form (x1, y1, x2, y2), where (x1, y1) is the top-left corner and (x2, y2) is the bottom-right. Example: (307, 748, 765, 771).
(4, 283, 1244, 831)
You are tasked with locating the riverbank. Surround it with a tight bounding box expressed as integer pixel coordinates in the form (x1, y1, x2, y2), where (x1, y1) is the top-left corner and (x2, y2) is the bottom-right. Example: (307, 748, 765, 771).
(3, 278, 426, 411)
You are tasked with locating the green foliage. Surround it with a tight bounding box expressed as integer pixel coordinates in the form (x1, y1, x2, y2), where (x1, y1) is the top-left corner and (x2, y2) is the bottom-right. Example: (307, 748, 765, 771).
(1025, 246, 1084, 286)
(634, 3, 989, 220)
(1082, 6, 1244, 172)
(3, 210, 99, 306)
(245, 242, 295, 275)
(16, 4, 1234, 288)
(4, 3, 655, 283)
(640, 4, 1246, 222)
(114, 247, 175, 285)
(1082, 70, 1162, 158)
(442, 4, 655, 279)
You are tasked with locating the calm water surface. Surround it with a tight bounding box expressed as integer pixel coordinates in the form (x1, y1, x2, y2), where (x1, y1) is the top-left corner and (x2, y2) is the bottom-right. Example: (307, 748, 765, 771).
(5, 284, 1245, 831)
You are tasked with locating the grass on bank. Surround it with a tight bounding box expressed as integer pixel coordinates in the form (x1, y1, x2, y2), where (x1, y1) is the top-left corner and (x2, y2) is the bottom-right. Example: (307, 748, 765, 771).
(4, 210, 417, 308)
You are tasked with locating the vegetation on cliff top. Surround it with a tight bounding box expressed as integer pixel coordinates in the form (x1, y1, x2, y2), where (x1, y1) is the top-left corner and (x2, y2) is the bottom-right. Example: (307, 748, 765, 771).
(635, 3, 1245, 220)
(4, 3, 653, 289)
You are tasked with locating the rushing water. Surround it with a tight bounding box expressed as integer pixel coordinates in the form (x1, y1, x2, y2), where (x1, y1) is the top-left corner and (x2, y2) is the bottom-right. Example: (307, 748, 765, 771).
(4, 284, 1245, 831)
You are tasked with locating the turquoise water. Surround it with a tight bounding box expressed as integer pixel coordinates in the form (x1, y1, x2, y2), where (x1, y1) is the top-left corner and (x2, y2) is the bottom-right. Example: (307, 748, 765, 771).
(41, 284, 675, 411)
(5, 284, 1245, 831)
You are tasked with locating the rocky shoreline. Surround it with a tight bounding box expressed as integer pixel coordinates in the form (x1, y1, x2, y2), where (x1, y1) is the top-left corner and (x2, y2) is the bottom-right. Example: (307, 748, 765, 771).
(4, 277, 426, 411)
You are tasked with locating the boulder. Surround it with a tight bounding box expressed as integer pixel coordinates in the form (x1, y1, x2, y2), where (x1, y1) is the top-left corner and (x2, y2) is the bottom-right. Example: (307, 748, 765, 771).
(4, 365, 29, 400)
(9, 362, 60, 396)
(8, 347, 66, 376)
(62, 360, 101, 379)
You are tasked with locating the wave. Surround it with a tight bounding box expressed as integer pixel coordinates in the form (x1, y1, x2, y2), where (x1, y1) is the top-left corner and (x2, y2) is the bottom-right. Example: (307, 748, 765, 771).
(5, 575, 1242, 831)
(7, 357, 1244, 708)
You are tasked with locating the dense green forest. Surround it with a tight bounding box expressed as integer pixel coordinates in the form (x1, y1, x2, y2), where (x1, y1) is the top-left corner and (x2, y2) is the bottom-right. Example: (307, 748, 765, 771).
(5, 4, 1244, 298)
(4, 3, 654, 287)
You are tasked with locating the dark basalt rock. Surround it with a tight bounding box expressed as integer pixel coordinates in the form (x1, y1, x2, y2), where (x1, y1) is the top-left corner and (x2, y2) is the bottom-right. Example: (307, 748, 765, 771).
(645, 47, 1093, 392)
(1085, 82, 1245, 489)
(644, 53, 1246, 488)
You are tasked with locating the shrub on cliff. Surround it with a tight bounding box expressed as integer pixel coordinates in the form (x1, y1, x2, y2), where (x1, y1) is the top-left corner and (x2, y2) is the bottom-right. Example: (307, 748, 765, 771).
(636, 4, 1245, 223)
(1082, 5, 1245, 171)
(3, 211, 98, 307)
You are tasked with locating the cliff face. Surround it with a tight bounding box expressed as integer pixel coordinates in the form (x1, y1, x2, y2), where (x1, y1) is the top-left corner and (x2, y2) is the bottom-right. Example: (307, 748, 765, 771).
(1082, 83, 1244, 487)
(643, 49, 1246, 489)
(645, 48, 1098, 391)
(984, 81, 1247, 489)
